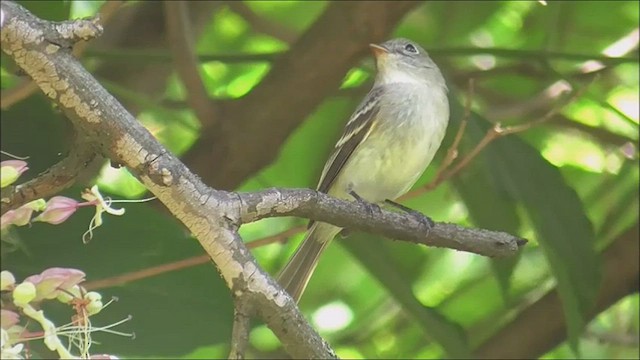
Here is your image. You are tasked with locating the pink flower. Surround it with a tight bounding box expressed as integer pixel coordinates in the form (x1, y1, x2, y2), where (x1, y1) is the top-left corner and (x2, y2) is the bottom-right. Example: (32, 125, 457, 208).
(0, 310, 20, 329)
(33, 196, 80, 225)
(24, 268, 86, 301)
(0, 160, 28, 187)
(0, 210, 20, 229)
(0, 199, 46, 229)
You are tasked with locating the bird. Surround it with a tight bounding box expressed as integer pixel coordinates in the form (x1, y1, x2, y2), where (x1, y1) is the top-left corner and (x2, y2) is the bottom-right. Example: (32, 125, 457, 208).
(277, 38, 450, 303)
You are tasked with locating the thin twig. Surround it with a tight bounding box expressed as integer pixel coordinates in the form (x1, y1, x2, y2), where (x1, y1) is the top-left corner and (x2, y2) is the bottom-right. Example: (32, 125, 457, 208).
(83, 255, 211, 290)
(163, 1, 217, 129)
(0, 81, 39, 110)
(85, 49, 280, 64)
(433, 47, 638, 64)
(0, 139, 97, 214)
(83, 228, 303, 290)
(227, 1, 297, 44)
(245, 225, 305, 248)
(0, 150, 30, 160)
(584, 330, 640, 346)
(553, 114, 634, 146)
(229, 302, 252, 359)
(84, 47, 639, 66)
(441, 78, 593, 184)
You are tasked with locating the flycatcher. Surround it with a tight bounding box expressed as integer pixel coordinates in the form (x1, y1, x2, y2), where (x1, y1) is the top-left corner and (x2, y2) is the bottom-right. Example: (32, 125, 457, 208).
(277, 38, 450, 302)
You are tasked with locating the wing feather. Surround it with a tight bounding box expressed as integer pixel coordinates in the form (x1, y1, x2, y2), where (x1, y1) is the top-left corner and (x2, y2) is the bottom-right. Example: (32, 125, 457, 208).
(316, 87, 382, 194)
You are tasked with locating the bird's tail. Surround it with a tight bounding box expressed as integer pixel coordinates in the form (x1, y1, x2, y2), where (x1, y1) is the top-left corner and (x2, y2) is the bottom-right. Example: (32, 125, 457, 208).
(277, 223, 341, 302)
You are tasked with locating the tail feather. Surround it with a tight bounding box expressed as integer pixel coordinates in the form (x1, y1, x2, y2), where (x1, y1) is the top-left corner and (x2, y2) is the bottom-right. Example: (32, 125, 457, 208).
(277, 223, 341, 302)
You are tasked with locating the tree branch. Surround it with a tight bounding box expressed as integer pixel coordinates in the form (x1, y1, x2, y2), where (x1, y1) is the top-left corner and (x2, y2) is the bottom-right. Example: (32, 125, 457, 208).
(0, 3, 334, 357)
(163, 0, 218, 129)
(0, 80, 38, 110)
(1, 137, 97, 214)
(0, 0, 123, 110)
(552, 114, 635, 147)
(0, 2, 526, 357)
(90, 2, 222, 115)
(82, 228, 303, 291)
(434, 46, 638, 64)
(227, 1, 297, 44)
(84, 47, 639, 66)
(229, 300, 252, 359)
(237, 188, 525, 258)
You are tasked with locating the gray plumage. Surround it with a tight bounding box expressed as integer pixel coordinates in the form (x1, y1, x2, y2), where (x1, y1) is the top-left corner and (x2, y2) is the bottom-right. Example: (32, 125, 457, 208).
(277, 38, 450, 303)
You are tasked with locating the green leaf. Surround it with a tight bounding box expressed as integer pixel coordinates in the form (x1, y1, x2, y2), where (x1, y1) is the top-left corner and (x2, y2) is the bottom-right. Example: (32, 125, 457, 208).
(482, 121, 601, 353)
(445, 91, 601, 352)
(452, 165, 522, 301)
(343, 234, 471, 358)
(446, 96, 522, 301)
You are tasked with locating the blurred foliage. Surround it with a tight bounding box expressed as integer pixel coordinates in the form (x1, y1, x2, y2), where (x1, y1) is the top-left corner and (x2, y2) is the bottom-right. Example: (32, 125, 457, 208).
(1, 1, 638, 359)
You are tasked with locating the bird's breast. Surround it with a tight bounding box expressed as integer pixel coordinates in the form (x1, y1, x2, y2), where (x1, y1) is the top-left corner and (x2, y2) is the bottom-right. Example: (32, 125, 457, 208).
(330, 83, 449, 203)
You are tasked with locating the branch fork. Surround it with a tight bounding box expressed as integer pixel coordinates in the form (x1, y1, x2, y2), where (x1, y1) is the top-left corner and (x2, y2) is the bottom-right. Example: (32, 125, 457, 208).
(1, 2, 526, 358)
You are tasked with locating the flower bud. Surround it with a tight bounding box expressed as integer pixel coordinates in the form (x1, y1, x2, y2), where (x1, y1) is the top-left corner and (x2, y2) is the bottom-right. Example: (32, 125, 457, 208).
(85, 292, 103, 315)
(33, 196, 79, 225)
(0, 160, 28, 188)
(13, 282, 36, 306)
(0, 271, 15, 291)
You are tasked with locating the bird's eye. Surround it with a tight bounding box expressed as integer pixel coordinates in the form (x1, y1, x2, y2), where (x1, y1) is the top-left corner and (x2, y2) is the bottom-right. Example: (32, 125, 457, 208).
(404, 43, 418, 54)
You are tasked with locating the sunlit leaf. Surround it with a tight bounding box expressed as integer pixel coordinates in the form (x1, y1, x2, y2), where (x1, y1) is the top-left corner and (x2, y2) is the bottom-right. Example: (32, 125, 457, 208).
(483, 123, 601, 353)
(344, 234, 471, 358)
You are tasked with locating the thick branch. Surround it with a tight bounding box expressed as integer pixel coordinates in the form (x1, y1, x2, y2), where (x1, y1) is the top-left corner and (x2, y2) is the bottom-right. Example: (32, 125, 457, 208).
(0, 1, 122, 110)
(0, 3, 333, 358)
(237, 188, 525, 258)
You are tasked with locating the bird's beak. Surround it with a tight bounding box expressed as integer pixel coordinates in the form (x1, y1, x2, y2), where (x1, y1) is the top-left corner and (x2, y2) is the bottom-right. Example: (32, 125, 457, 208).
(369, 43, 389, 59)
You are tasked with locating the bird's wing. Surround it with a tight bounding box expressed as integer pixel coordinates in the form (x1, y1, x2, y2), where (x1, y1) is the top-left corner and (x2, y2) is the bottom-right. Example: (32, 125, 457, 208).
(316, 87, 382, 195)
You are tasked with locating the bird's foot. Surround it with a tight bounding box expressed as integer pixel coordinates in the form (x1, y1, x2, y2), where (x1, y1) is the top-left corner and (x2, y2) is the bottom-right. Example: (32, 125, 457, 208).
(349, 190, 383, 216)
(384, 199, 434, 234)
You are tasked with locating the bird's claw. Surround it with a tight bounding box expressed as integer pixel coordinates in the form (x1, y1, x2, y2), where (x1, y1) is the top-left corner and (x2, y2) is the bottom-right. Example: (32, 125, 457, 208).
(384, 199, 434, 235)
